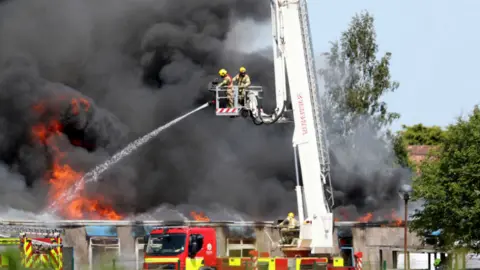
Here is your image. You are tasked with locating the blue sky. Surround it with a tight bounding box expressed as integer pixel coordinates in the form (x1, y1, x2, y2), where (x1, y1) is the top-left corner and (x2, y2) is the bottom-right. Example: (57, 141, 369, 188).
(308, 0, 480, 131)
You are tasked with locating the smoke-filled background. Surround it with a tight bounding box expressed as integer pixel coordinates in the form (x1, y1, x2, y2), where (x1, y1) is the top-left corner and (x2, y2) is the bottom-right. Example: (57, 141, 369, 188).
(0, 0, 409, 220)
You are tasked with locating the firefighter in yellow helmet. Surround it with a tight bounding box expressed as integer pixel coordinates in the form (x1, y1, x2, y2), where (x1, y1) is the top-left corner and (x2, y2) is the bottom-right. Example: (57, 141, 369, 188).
(280, 212, 298, 230)
(279, 212, 298, 245)
(232, 66, 251, 105)
(216, 69, 234, 108)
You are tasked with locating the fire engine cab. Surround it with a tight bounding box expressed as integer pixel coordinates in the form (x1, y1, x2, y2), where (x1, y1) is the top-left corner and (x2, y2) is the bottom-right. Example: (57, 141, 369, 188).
(143, 226, 215, 270)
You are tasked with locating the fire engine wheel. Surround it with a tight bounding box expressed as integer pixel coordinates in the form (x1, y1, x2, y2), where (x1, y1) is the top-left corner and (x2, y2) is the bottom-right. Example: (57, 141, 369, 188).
(199, 267, 215, 270)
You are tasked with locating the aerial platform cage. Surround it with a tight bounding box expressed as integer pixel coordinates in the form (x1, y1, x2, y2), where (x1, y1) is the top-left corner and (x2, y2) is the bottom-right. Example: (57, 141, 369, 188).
(208, 82, 264, 117)
(86, 226, 120, 270)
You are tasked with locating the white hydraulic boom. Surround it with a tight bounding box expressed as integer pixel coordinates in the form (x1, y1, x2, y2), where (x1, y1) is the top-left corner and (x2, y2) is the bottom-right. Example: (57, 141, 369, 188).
(207, 0, 334, 254)
(270, 0, 334, 254)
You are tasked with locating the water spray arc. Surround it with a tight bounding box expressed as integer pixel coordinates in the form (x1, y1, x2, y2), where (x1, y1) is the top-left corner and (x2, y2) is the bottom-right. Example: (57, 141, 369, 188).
(46, 103, 210, 214)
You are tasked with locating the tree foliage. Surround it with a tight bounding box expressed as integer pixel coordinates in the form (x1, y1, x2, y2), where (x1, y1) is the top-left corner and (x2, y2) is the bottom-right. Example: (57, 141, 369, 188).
(410, 106, 480, 252)
(391, 132, 410, 168)
(399, 124, 445, 145)
(320, 11, 400, 136)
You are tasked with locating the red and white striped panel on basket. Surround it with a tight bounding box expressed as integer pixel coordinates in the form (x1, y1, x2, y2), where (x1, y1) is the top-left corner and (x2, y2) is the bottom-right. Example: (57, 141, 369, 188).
(217, 108, 238, 113)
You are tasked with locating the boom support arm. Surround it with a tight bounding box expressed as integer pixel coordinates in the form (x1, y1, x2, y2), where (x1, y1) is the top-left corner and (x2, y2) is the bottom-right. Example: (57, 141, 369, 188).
(271, 0, 334, 253)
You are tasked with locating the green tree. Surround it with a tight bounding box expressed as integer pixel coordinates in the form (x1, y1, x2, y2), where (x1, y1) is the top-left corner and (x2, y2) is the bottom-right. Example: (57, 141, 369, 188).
(399, 124, 445, 145)
(410, 106, 480, 252)
(320, 11, 400, 136)
(391, 133, 410, 168)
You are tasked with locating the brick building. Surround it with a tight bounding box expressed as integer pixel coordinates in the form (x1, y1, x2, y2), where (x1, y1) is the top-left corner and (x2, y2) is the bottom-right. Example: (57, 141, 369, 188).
(406, 145, 433, 164)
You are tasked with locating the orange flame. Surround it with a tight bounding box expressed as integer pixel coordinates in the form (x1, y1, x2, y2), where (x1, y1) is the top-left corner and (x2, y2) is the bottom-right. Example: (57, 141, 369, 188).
(32, 102, 46, 114)
(357, 212, 373, 222)
(389, 210, 404, 226)
(190, 211, 210, 222)
(70, 98, 90, 115)
(31, 120, 63, 144)
(31, 98, 121, 220)
(335, 209, 404, 226)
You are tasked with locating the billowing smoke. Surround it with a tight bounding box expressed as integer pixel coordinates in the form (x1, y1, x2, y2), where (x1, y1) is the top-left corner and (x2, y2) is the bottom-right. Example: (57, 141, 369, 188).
(0, 0, 407, 221)
(0, 0, 294, 220)
(328, 123, 412, 219)
(317, 54, 412, 220)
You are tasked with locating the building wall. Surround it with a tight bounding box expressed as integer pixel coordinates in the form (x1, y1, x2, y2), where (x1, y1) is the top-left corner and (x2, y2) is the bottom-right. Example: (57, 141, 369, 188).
(351, 226, 435, 270)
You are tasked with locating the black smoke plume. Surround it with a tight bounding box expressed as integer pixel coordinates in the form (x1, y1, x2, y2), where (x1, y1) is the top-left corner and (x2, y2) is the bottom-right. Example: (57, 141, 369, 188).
(0, 0, 407, 220)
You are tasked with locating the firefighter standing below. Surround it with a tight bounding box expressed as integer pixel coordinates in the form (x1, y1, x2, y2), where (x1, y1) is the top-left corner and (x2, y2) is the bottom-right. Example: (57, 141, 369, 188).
(216, 69, 234, 108)
(434, 258, 446, 270)
(279, 212, 298, 245)
(232, 66, 251, 105)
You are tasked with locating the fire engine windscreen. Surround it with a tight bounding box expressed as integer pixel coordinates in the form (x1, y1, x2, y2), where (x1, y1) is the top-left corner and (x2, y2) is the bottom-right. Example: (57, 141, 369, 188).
(146, 234, 186, 256)
(0, 0, 407, 219)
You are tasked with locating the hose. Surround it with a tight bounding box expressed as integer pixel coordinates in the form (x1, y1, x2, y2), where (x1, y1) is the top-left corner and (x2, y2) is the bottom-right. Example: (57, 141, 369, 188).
(246, 91, 287, 125)
(251, 101, 287, 125)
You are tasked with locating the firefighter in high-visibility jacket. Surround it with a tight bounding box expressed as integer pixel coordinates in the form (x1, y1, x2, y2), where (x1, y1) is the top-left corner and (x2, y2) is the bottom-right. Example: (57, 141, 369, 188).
(280, 212, 298, 230)
(434, 258, 446, 270)
(232, 66, 251, 105)
(279, 212, 298, 245)
(217, 69, 234, 108)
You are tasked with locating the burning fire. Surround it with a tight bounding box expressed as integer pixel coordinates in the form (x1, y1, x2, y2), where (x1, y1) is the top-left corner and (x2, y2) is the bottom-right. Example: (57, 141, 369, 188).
(70, 98, 90, 115)
(190, 211, 210, 222)
(32, 97, 122, 220)
(389, 210, 404, 226)
(357, 212, 373, 222)
(334, 209, 404, 226)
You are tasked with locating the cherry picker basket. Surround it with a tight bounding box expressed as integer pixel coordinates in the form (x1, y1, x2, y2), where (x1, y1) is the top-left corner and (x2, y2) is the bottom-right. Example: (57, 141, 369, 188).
(207, 82, 264, 117)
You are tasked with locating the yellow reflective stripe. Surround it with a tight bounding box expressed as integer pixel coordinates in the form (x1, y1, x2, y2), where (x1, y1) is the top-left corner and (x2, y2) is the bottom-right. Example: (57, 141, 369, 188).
(31, 255, 40, 268)
(296, 258, 301, 270)
(41, 254, 48, 266)
(38, 255, 45, 268)
(51, 247, 61, 269)
(24, 239, 33, 268)
(228, 258, 241, 266)
(0, 254, 9, 266)
(46, 253, 57, 269)
(144, 257, 179, 263)
(0, 238, 20, 245)
(47, 252, 56, 269)
(333, 256, 344, 267)
(186, 257, 204, 270)
(258, 258, 276, 270)
(57, 237, 63, 270)
(58, 250, 63, 269)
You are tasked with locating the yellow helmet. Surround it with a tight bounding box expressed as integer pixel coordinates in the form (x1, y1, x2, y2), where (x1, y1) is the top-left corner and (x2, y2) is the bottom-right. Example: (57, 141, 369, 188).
(219, 69, 227, 77)
(288, 212, 294, 218)
(239, 66, 246, 73)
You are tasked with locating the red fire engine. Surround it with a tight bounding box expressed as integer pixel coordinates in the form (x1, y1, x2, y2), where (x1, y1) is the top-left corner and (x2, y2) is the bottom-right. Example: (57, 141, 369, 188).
(142, 226, 360, 270)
